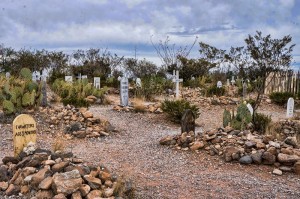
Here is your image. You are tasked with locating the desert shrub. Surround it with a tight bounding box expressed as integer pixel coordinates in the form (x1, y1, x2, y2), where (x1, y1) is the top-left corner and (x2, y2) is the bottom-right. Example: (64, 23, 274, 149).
(48, 70, 65, 84)
(253, 113, 272, 134)
(20, 68, 32, 80)
(207, 85, 225, 97)
(161, 99, 200, 123)
(105, 77, 119, 88)
(138, 76, 172, 100)
(61, 96, 89, 107)
(269, 92, 294, 106)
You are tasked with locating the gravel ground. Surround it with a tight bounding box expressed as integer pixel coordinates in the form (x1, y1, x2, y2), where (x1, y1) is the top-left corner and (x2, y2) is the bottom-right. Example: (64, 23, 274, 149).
(1, 101, 300, 198)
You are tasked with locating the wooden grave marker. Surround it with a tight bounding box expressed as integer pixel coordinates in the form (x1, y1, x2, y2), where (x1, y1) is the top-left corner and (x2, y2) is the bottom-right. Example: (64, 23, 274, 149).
(181, 109, 195, 134)
(13, 114, 37, 157)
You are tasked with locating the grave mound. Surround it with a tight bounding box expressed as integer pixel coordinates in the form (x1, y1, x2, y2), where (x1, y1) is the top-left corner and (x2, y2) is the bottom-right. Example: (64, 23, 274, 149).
(0, 145, 134, 198)
(160, 125, 300, 175)
(39, 105, 116, 138)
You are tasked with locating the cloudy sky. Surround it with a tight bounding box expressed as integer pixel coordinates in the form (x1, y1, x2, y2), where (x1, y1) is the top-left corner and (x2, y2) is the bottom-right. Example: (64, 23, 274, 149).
(0, 0, 299, 69)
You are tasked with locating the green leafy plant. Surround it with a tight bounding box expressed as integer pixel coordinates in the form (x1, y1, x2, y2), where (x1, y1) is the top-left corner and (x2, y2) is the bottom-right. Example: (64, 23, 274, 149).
(161, 99, 200, 123)
(269, 92, 294, 106)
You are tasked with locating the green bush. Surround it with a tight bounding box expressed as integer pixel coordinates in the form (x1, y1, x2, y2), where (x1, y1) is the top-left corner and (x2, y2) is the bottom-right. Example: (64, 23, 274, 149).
(269, 92, 294, 106)
(137, 76, 173, 100)
(161, 99, 200, 123)
(20, 68, 32, 80)
(253, 113, 272, 134)
(207, 85, 225, 97)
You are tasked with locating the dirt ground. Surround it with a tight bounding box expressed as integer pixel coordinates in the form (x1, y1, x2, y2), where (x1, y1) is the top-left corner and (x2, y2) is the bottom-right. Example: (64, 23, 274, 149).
(1, 94, 300, 199)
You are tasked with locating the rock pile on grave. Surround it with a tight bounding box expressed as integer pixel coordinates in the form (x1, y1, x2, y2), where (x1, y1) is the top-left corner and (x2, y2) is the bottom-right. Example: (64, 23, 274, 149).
(160, 127, 300, 175)
(113, 103, 163, 114)
(0, 146, 133, 198)
(274, 119, 300, 139)
(40, 105, 115, 138)
(181, 88, 240, 106)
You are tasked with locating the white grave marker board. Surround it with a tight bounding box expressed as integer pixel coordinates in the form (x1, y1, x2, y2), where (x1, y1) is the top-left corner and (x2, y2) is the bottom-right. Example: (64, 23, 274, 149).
(65, 76, 73, 82)
(82, 75, 88, 79)
(136, 78, 142, 88)
(246, 103, 253, 115)
(120, 77, 129, 106)
(217, 81, 222, 88)
(286, 97, 294, 118)
(5, 72, 10, 78)
(94, 77, 101, 89)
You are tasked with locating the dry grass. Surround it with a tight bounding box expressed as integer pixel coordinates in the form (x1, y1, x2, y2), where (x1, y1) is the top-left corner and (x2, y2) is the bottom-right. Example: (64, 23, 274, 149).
(132, 98, 147, 113)
(52, 136, 66, 152)
(266, 121, 283, 140)
(113, 175, 136, 199)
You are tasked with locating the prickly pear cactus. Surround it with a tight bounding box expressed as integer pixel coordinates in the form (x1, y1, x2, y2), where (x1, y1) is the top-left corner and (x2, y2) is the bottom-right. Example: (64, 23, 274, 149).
(20, 68, 32, 80)
(236, 103, 252, 123)
(22, 92, 32, 107)
(26, 81, 39, 92)
(3, 100, 15, 115)
(223, 109, 232, 127)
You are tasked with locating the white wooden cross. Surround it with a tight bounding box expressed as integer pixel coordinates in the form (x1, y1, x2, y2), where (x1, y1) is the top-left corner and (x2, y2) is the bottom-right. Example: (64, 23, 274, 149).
(172, 70, 183, 99)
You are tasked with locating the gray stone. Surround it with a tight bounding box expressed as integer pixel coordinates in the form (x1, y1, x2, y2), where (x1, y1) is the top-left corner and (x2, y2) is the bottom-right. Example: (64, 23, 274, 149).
(245, 141, 256, 148)
(52, 170, 82, 195)
(262, 152, 276, 165)
(272, 169, 283, 175)
(277, 153, 300, 164)
(284, 137, 298, 147)
(251, 152, 263, 164)
(239, 155, 253, 164)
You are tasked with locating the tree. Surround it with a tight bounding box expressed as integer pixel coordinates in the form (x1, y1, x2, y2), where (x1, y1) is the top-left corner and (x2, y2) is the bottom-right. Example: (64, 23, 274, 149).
(178, 56, 214, 81)
(123, 58, 158, 78)
(0, 44, 16, 72)
(151, 35, 198, 72)
(244, 31, 295, 117)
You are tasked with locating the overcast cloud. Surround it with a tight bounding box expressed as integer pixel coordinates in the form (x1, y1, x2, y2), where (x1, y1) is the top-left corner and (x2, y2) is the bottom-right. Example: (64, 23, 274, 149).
(0, 0, 299, 68)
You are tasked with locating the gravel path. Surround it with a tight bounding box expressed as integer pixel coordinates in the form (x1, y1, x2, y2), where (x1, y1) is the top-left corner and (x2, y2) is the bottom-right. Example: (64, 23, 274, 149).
(69, 105, 300, 199)
(1, 103, 299, 199)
